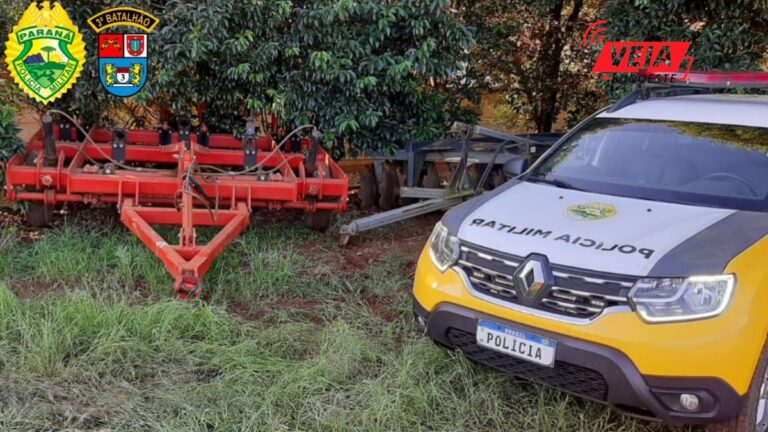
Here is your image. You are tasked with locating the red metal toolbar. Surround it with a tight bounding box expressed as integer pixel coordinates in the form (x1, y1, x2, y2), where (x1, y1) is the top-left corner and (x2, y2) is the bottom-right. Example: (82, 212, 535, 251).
(4, 125, 349, 297)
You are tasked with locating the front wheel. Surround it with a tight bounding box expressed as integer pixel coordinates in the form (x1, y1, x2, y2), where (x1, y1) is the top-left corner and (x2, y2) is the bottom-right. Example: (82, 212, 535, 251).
(709, 340, 768, 432)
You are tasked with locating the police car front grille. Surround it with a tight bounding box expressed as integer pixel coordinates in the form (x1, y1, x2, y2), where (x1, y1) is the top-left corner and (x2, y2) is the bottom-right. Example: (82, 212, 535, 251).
(457, 244, 634, 320)
(446, 328, 608, 401)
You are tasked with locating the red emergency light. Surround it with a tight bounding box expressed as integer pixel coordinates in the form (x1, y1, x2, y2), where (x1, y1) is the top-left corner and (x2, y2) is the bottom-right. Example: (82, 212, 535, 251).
(638, 70, 768, 88)
(684, 71, 768, 88)
(680, 71, 768, 87)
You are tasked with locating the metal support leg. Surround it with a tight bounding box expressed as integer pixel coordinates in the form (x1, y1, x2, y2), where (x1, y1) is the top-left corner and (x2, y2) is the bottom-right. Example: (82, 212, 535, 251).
(338, 191, 472, 245)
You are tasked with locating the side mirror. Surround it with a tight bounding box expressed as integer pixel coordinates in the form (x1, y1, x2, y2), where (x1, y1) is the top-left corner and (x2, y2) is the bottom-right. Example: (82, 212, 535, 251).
(502, 158, 529, 179)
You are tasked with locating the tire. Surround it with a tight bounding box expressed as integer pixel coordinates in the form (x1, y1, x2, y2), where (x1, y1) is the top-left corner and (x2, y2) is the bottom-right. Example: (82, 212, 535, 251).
(25, 202, 54, 228)
(493, 169, 507, 188)
(22, 155, 56, 228)
(102, 204, 121, 231)
(378, 162, 398, 211)
(305, 208, 333, 232)
(423, 164, 441, 189)
(468, 164, 481, 190)
(359, 165, 377, 210)
(709, 338, 768, 432)
(305, 161, 335, 232)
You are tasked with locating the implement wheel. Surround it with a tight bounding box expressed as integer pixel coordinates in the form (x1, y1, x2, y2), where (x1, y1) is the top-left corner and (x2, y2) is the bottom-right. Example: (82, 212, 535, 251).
(423, 164, 441, 189)
(359, 165, 377, 210)
(305, 209, 333, 232)
(305, 160, 335, 232)
(25, 202, 54, 228)
(378, 161, 399, 211)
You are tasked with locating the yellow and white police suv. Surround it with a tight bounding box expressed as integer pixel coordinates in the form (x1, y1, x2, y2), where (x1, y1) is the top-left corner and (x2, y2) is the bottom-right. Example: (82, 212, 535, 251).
(413, 72, 768, 431)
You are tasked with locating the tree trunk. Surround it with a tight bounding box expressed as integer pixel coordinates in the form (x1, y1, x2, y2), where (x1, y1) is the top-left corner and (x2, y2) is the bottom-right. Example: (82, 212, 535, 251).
(532, 0, 584, 132)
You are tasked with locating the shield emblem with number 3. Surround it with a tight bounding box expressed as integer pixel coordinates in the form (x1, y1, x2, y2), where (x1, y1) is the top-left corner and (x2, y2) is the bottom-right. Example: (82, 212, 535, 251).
(98, 33, 148, 97)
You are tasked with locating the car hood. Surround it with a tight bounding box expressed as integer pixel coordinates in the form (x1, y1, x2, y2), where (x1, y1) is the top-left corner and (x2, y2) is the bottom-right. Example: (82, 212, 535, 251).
(457, 182, 737, 276)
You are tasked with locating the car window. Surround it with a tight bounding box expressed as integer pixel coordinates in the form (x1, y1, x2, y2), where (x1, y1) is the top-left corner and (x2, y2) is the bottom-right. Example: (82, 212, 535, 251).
(528, 118, 768, 212)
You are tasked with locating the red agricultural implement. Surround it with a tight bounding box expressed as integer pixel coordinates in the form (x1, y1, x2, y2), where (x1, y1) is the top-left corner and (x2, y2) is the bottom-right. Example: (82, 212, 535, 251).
(3, 113, 349, 298)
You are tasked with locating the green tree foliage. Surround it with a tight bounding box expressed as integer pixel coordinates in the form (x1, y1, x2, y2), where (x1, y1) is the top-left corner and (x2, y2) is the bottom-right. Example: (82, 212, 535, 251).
(0, 0, 28, 192)
(1, 0, 474, 156)
(459, 0, 602, 132)
(0, 105, 23, 193)
(282, 1, 476, 152)
(0, 0, 28, 111)
(155, 0, 475, 153)
(153, 0, 289, 133)
(600, 0, 768, 99)
(460, 0, 768, 132)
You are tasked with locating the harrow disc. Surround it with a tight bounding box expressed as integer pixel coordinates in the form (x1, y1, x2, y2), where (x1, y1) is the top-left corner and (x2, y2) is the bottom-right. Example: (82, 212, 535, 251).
(25, 202, 54, 228)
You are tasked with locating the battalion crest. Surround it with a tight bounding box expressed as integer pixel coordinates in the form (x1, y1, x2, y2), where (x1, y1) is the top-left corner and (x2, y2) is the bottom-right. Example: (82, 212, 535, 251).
(4, 1, 86, 104)
(89, 7, 158, 98)
(566, 203, 617, 221)
(98, 33, 147, 96)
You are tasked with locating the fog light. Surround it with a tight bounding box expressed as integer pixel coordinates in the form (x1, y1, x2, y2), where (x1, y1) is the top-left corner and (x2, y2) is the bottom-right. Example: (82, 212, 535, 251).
(679, 393, 700, 412)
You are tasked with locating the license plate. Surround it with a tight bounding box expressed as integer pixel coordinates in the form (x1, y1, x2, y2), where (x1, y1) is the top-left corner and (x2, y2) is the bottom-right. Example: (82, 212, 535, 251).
(476, 320, 556, 367)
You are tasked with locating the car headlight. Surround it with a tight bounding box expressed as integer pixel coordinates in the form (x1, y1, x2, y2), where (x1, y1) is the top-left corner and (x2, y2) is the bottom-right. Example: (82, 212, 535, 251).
(429, 222, 461, 272)
(629, 275, 735, 323)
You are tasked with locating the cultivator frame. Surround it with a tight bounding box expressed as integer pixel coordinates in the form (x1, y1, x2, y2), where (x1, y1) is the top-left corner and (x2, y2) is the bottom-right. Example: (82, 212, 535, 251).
(3, 115, 348, 298)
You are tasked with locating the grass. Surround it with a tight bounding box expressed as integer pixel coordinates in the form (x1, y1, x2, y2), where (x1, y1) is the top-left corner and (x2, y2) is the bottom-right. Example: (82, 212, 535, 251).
(0, 213, 693, 431)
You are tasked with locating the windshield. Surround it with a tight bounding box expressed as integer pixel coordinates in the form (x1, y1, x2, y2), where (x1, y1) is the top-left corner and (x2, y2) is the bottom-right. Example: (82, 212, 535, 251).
(527, 118, 768, 212)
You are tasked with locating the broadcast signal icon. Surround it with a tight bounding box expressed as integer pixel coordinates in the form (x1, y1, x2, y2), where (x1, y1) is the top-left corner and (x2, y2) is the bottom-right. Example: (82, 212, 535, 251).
(583, 20, 608, 47)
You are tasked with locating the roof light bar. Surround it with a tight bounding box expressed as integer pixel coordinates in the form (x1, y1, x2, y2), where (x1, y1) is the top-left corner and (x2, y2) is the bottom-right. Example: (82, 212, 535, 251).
(642, 70, 768, 88)
(682, 71, 768, 87)
(608, 70, 768, 113)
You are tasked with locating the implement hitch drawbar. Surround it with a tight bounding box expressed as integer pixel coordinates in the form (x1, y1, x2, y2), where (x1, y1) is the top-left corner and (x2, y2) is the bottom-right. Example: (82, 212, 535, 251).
(4, 114, 349, 298)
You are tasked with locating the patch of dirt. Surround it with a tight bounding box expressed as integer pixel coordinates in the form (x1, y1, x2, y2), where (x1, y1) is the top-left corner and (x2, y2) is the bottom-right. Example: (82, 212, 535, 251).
(0, 204, 120, 244)
(250, 209, 304, 225)
(339, 250, 370, 273)
(0, 207, 45, 242)
(39, 386, 110, 431)
(228, 301, 265, 321)
(363, 294, 401, 322)
(306, 211, 440, 276)
(228, 294, 324, 325)
(61, 205, 121, 231)
(8, 279, 62, 299)
(8, 277, 154, 305)
(277, 297, 321, 310)
(0, 208, 22, 225)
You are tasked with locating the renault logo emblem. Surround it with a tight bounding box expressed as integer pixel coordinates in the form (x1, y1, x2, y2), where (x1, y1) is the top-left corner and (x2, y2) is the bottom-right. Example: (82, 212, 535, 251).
(513, 254, 555, 304)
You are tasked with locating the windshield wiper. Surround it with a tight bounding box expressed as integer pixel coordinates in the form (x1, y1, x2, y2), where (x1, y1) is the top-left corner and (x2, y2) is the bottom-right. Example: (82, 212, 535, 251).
(528, 176, 586, 192)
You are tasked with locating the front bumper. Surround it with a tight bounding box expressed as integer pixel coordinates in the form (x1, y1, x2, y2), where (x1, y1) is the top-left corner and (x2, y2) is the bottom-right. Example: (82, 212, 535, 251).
(414, 299, 742, 424)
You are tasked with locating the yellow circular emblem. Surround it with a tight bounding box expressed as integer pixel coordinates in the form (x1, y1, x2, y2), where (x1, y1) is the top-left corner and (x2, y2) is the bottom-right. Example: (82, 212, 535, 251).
(4, 1, 86, 104)
(567, 203, 617, 221)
